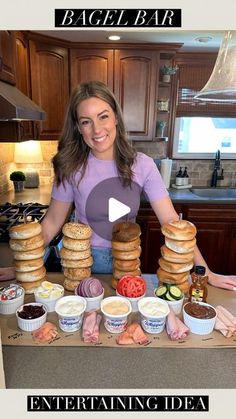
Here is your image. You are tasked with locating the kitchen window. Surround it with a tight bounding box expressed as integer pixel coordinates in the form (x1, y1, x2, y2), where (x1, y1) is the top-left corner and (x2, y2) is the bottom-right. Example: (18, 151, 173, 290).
(173, 116, 236, 159)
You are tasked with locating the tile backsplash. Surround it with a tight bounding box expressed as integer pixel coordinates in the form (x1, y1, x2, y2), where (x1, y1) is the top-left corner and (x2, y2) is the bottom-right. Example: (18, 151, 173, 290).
(0, 140, 235, 194)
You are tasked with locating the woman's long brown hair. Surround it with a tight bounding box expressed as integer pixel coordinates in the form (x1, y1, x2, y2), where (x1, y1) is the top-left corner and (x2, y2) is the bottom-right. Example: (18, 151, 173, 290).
(52, 81, 137, 187)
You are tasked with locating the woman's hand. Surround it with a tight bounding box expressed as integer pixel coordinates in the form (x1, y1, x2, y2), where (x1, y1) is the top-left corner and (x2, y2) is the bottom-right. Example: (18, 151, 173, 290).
(0, 267, 16, 282)
(208, 271, 236, 290)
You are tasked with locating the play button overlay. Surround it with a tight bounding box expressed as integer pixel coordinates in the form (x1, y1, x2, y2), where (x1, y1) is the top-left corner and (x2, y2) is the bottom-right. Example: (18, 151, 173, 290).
(108, 198, 131, 222)
(85, 177, 142, 241)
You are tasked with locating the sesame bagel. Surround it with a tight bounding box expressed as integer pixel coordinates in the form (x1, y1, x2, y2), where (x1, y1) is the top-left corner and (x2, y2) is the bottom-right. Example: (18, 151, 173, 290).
(9, 221, 42, 239)
(60, 247, 91, 260)
(9, 234, 44, 251)
(61, 256, 93, 268)
(112, 222, 141, 242)
(161, 219, 197, 241)
(63, 278, 82, 292)
(62, 222, 92, 240)
(113, 258, 141, 271)
(63, 267, 91, 280)
(62, 237, 90, 251)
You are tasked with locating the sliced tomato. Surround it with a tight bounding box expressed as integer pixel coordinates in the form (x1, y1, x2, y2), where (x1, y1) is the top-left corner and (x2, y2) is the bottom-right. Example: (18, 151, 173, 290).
(117, 275, 146, 298)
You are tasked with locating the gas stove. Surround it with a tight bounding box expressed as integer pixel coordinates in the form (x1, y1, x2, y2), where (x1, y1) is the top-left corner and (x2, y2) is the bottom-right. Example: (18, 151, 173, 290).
(0, 202, 62, 271)
(0, 202, 48, 242)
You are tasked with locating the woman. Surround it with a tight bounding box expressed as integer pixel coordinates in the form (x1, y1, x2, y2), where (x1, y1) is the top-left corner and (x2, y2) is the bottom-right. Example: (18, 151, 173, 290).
(1, 81, 236, 290)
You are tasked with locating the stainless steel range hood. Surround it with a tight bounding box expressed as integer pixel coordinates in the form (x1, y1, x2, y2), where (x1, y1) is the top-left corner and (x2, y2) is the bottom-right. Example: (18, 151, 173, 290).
(0, 81, 46, 121)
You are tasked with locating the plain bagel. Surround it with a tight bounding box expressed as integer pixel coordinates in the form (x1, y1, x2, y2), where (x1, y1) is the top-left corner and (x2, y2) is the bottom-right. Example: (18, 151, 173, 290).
(13, 246, 45, 260)
(112, 222, 141, 242)
(113, 268, 141, 280)
(9, 234, 44, 251)
(112, 247, 141, 261)
(9, 222, 42, 239)
(112, 237, 141, 251)
(165, 237, 196, 254)
(161, 219, 197, 241)
(158, 257, 193, 273)
(14, 257, 44, 272)
(63, 267, 92, 280)
(62, 237, 90, 251)
(113, 258, 141, 271)
(160, 245, 194, 264)
(15, 266, 46, 282)
(157, 267, 190, 284)
(62, 222, 92, 240)
(61, 256, 93, 268)
(60, 247, 91, 260)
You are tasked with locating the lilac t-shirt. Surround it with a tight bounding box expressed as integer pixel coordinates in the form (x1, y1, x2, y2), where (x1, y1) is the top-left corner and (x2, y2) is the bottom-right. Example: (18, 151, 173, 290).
(52, 152, 168, 247)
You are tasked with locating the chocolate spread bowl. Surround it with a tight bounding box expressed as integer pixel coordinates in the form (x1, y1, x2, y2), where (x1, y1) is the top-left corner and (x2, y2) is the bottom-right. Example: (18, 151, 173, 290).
(183, 302, 217, 335)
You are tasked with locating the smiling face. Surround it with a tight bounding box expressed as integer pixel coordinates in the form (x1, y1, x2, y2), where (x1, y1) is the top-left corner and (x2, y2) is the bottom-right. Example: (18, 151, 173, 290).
(76, 97, 117, 160)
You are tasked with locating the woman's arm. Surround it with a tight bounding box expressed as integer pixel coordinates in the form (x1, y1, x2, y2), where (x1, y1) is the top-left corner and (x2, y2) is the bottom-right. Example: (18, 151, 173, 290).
(0, 198, 73, 282)
(150, 196, 236, 290)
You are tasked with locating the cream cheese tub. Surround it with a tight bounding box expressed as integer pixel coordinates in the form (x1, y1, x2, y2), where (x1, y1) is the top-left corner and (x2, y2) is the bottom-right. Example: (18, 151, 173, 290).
(138, 297, 170, 334)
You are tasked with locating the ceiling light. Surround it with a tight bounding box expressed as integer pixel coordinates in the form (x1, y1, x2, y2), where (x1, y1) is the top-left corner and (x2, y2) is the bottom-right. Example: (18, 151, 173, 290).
(194, 31, 236, 102)
(107, 35, 121, 41)
(195, 36, 213, 43)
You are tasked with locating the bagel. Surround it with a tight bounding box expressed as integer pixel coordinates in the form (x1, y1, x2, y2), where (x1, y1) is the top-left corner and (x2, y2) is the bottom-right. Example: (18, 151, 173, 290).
(157, 267, 190, 284)
(62, 237, 90, 251)
(62, 222, 92, 240)
(13, 246, 45, 260)
(60, 247, 91, 260)
(111, 277, 118, 290)
(113, 258, 141, 271)
(112, 247, 141, 260)
(14, 257, 44, 272)
(15, 266, 46, 282)
(63, 267, 91, 280)
(19, 279, 44, 295)
(63, 278, 82, 292)
(113, 268, 141, 280)
(112, 221, 141, 242)
(112, 237, 141, 251)
(165, 237, 196, 254)
(9, 234, 44, 251)
(9, 221, 42, 239)
(159, 257, 193, 273)
(160, 245, 194, 264)
(61, 256, 93, 268)
(161, 219, 197, 241)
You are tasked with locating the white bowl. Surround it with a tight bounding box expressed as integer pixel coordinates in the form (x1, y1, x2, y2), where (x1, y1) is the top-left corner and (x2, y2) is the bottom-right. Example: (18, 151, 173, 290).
(0, 287, 25, 315)
(34, 284, 64, 312)
(183, 302, 216, 335)
(116, 290, 146, 312)
(162, 295, 185, 316)
(16, 302, 47, 332)
(83, 290, 104, 312)
(138, 297, 170, 334)
(55, 295, 87, 332)
(101, 296, 132, 334)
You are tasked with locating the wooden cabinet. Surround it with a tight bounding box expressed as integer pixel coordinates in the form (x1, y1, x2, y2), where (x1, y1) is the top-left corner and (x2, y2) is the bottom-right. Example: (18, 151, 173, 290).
(114, 49, 158, 141)
(0, 30, 16, 84)
(29, 40, 69, 140)
(15, 32, 34, 140)
(137, 202, 236, 275)
(70, 48, 114, 91)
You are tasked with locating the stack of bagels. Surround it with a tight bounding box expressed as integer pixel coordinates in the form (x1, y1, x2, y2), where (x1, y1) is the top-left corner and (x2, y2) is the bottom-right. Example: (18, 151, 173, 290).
(157, 218, 197, 294)
(111, 221, 142, 289)
(9, 222, 46, 294)
(60, 222, 93, 292)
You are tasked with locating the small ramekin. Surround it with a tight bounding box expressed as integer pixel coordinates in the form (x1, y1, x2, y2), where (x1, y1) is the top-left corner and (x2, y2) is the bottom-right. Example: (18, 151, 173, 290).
(16, 302, 47, 332)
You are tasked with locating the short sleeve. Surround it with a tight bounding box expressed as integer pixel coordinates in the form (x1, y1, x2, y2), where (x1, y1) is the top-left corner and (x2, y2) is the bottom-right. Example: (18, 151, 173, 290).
(142, 158, 169, 203)
(51, 179, 74, 203)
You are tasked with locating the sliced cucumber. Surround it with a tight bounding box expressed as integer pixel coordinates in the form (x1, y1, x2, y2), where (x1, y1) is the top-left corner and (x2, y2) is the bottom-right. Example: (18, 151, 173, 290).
(155, 285, 168, 299)
(169, 285, 183, 300)
(165, 291, 176, 301)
